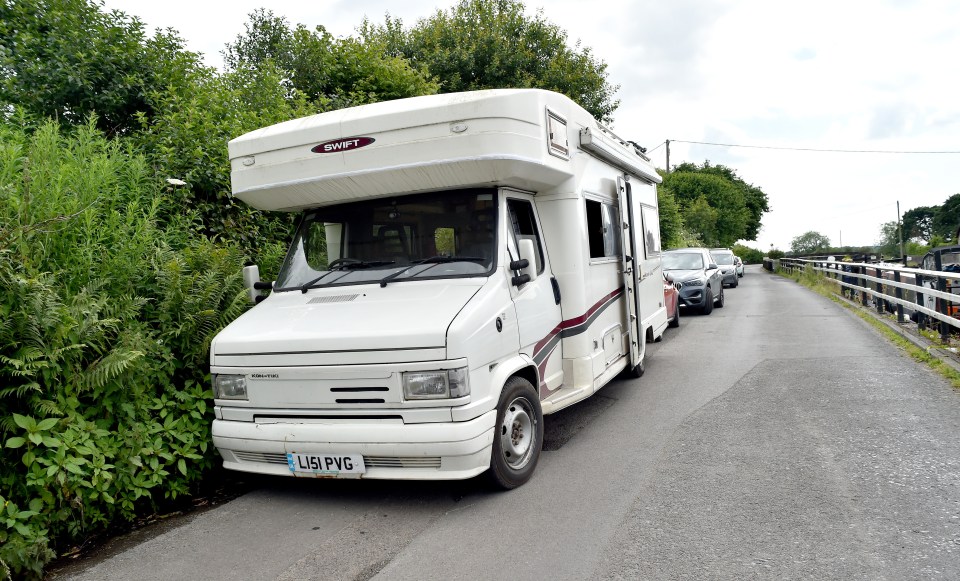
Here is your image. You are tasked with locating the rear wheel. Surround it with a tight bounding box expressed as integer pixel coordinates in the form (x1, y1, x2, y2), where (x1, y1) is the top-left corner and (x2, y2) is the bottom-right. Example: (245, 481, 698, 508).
(715, 288, 725, 308)
(488, 376, 543, 489)
(702, 288, 714, 315)
(669, 302, 680, 328)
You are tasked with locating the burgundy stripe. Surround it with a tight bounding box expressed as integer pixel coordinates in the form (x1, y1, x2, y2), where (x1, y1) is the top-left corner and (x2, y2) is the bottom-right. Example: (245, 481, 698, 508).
(533, 287, 624, 357)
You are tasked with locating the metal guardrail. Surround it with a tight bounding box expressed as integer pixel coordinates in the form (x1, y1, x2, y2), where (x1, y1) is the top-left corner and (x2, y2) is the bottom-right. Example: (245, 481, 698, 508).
(779, 257, 960, 342)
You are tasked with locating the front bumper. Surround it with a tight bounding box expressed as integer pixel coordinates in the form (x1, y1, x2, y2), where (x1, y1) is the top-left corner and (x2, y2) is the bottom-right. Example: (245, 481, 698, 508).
(678, 286, 707, 308)
(212, 410, 496, 480)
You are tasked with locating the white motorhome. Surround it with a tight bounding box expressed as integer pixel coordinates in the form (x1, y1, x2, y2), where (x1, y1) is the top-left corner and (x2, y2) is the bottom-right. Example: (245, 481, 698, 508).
(211, 89, 666, 488)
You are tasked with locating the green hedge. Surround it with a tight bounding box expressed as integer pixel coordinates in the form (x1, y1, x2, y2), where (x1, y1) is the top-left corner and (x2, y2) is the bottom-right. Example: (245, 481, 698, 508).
(0, 119, 280, 578)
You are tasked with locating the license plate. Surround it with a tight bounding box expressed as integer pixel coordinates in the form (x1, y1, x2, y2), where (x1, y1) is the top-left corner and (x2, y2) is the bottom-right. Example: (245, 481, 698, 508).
(286, 453, 366, 477)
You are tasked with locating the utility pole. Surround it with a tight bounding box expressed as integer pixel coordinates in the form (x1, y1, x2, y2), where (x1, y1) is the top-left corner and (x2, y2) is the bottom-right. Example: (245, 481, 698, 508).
(897, 201, 905, 264)
(665, 139, 670, 173)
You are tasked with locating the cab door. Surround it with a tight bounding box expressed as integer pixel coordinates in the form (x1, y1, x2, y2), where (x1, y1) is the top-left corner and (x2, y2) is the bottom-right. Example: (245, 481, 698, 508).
(617, 176, 643, 371)
(505, 193, 564, 394)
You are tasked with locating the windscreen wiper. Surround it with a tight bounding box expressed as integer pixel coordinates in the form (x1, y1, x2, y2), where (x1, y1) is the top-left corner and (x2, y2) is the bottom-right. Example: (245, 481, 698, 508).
(297, 258, 398, 293)
(299, 270, 350, 294)
(378, 255, 485, 288)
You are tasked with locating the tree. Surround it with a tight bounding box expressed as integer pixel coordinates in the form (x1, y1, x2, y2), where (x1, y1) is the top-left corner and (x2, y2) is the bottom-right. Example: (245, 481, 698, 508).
(682, 196, 719, 245)
(732, 243, 764, 264)
(932, 193, 960, 243)
(686, 163, 770, 241)
(663, 161, 769, 245)
(134, 58, 315, 247)
(661, 164, 756, 247)
(0, 0, 174, 135)
(901, 206, 936, 243)
(656, 181, 684, 249)
(223, 9, 439, 109)
(875, 221, 900, 257)
(790, 231, 831, 255)
(361, 0, 619, 123)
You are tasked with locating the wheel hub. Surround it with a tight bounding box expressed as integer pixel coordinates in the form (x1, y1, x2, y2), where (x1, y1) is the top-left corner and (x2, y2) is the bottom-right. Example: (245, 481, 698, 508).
(500, 399, 534, 468)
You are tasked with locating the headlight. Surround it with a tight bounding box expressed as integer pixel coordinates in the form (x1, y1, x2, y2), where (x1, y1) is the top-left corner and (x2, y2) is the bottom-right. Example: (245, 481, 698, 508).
(683, 278, 705, 287)
(403, 368, 470, 400)
(213, 374, 247, 400)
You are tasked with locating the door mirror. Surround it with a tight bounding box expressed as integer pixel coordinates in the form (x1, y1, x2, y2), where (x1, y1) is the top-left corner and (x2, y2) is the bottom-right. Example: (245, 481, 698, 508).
(243, 265, 261, 303)
(517, 238, 538, 284)
(708, 263, 719, 270)
(243, 264, 271, 303)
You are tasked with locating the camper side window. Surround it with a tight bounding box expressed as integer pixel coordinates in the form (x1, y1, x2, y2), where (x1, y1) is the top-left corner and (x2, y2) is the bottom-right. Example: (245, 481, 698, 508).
(506, 199, 545, 274)
(585, 199, 620, 260)
(640, 204, 661, 258)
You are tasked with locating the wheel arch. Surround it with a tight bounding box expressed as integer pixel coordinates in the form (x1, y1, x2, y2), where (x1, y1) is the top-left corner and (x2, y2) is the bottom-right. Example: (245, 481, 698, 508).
(488, 355, 540, 399)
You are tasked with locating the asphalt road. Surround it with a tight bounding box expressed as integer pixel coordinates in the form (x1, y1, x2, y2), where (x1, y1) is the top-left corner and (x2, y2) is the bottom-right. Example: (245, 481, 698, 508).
(53, 265, 960, 580)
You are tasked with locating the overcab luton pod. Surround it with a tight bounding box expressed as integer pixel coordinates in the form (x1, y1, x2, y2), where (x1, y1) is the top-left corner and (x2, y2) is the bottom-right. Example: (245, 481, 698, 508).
(211, 89, 666, 488)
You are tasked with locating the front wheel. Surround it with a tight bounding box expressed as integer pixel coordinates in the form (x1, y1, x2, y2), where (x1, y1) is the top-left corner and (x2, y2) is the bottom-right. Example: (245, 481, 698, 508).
(702, 288, 714, 315)
(488, 376, 543, 489)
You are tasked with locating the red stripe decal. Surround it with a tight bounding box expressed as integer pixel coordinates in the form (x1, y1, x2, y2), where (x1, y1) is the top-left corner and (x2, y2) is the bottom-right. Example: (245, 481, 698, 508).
(533, 287, 624, 358)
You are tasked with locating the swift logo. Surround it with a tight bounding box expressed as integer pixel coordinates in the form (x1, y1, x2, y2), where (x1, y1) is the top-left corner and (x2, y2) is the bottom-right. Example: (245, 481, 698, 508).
(311, 137, 375, 154)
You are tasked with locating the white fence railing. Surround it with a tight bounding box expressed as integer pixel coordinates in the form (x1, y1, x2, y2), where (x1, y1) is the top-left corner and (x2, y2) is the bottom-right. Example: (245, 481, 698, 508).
(778, 257, 960, 340)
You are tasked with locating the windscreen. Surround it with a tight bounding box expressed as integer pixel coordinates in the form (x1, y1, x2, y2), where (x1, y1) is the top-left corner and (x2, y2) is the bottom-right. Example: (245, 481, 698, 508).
(713, 253, 735, 265)
(662, 252, 703, 270)
(275, 189, 498, 290)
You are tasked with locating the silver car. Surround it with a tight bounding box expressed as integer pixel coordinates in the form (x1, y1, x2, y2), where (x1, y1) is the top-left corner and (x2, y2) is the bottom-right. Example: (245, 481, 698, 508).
(710, 248, 739, 288)
(662, 248, 725, 314)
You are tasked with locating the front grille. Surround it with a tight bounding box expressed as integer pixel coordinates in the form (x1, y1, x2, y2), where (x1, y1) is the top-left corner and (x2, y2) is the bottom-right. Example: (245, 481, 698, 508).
(233, 451, 288, 465)
(231, 451, 441, 470)
(365, 456, 441, 469)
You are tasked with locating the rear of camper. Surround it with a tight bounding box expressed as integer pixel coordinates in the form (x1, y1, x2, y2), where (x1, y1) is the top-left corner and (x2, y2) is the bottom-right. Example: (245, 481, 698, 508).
(210, 89, 665, 488)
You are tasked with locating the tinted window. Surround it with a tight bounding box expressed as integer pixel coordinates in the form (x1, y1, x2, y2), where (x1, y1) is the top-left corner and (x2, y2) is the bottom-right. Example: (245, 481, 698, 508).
(275, 189, 498, 289)
(585, 199, 621, 259)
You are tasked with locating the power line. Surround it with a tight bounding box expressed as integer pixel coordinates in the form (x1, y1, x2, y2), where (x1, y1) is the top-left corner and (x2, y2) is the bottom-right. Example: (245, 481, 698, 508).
(646, 140, 667, 153)
(670, 139, 960, 154)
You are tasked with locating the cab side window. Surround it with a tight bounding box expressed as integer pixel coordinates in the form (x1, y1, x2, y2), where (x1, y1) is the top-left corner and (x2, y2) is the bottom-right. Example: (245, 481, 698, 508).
(506, 199, 545, 274)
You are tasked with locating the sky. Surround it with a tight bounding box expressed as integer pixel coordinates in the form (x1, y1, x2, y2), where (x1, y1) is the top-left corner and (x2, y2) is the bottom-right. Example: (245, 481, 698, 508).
(103, 0, 960, 252)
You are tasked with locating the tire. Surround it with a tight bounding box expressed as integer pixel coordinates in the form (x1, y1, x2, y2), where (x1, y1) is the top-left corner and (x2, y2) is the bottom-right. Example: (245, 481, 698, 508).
(701, 288, 714, 315)
(669, 302, 680, 328)
(715, 288, 725, 308)
(487, 376, 543, 489)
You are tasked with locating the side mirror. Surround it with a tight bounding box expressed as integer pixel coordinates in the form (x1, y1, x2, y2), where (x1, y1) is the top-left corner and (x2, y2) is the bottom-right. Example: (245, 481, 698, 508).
(708, 263, 719, 270)
(243, 265, 271, 304)
(515, 238, 538, 285)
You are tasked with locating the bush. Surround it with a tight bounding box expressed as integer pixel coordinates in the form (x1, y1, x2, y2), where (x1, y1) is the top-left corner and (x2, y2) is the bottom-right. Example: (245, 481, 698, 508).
(0, 119, 263, 578)
(732, 244, 764, 264)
